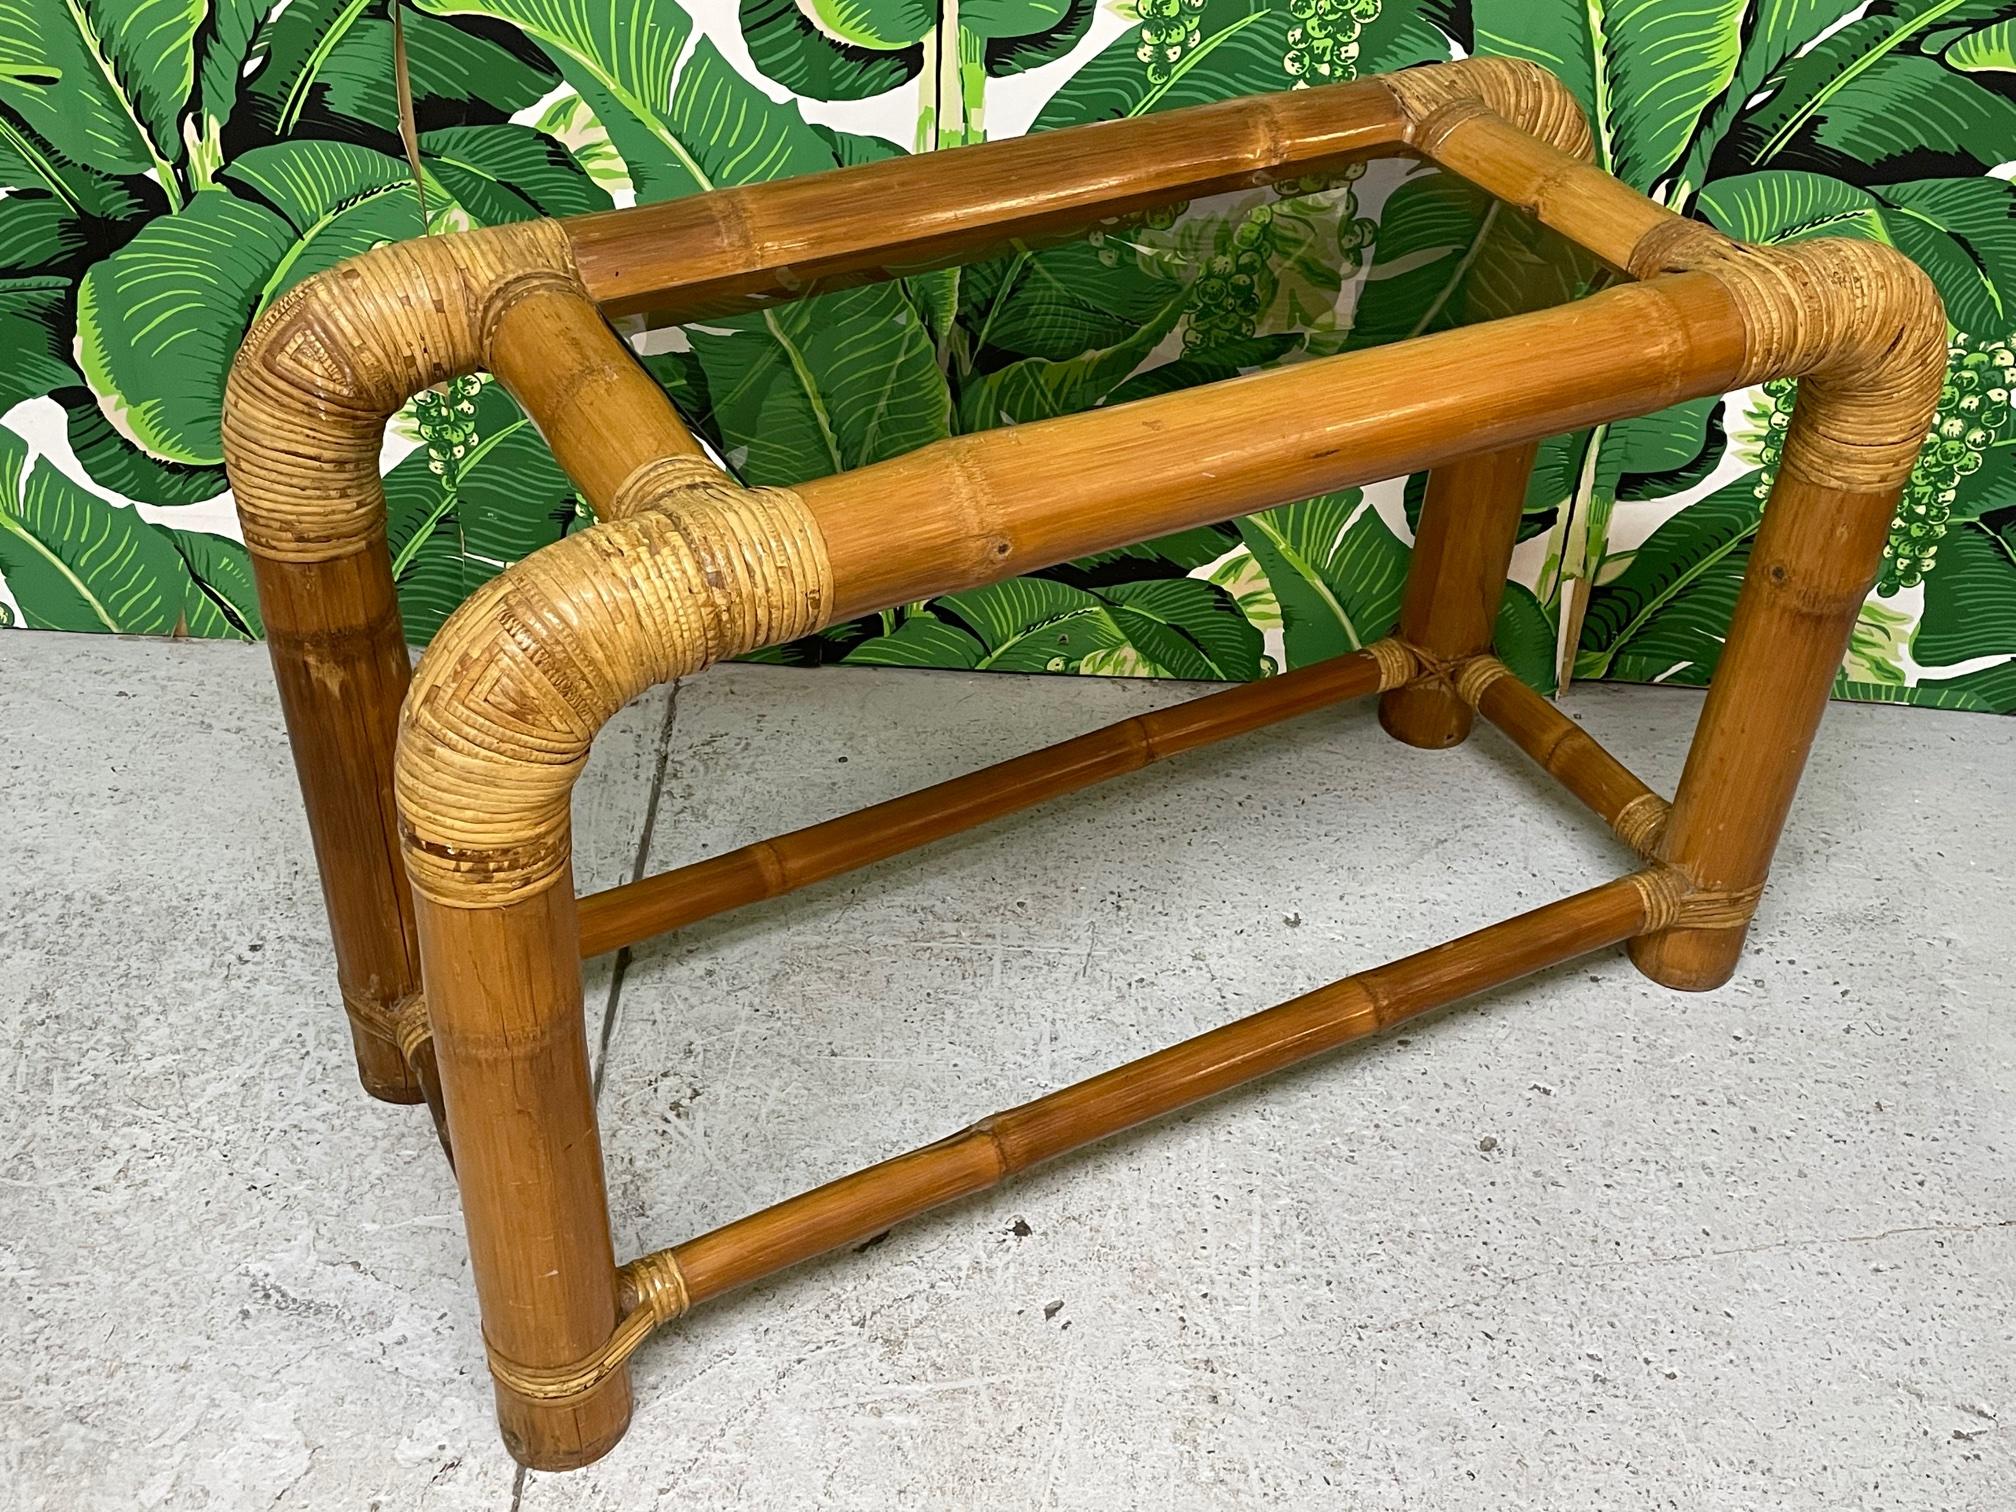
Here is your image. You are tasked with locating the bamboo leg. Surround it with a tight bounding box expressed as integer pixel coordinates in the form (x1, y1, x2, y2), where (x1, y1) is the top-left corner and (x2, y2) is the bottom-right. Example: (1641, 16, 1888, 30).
(223, 222, 576, 1101)
(1616, 234, 1946, 990)
(396, 464, 837, 1467)
(224, 223, 705, 1102)
(1379, 442, 1540, 748)
(418, 876, 629, 1467)
(1627, 466, 1903, 989)
(251, 547, 422, 1098)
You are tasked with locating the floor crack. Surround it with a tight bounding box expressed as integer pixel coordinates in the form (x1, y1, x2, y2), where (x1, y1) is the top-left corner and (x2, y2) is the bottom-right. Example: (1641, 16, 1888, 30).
(594, 680, 680, 1102)
(1371, 1217, 2014, 1334)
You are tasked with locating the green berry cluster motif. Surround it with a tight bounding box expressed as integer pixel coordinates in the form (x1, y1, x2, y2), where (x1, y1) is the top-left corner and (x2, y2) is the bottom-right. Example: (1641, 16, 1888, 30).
(1183, 164, 1374, 350)
(1891, 333, 2013, 594)
(413, 373, 486, 480)
(1284, 0, 1380, 85)
(1752, 333, 2012, 595)
(1133, 0, 1203, 86)
(1086, 199, 1186, 270)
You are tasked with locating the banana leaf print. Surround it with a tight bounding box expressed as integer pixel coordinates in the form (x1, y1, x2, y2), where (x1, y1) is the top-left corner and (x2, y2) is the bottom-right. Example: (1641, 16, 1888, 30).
(844, 575, 1264, 677)
(1459, 0, 2016, 708)
(1, 0, 2011, 712)
(0, 425, 255, 635)
(740, 0, 1095, 147)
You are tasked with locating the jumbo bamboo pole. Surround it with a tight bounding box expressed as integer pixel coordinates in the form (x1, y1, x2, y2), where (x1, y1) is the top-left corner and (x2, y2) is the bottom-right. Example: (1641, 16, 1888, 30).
(574, 644, 1410, 958)
(225, 227, 709, 1104)
(801, 272, 1751, 620)
(419, 877, 630, 1469)
(251, 552, 423, 1098)
(1630, 468, 1904, 988)
(642, 873, 1656, 1312)
(563, 82, 1410, 319)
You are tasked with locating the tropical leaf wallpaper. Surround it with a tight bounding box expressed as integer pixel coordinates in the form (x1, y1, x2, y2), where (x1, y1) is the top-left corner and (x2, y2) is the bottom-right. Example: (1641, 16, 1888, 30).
(5, 0, 2016, 711)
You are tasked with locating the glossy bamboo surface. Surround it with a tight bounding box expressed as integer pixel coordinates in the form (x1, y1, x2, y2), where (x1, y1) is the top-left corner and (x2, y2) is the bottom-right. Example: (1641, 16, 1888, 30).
(564, 83, 1410, 319)
(652, 874, 1654, 1311)
(575, 644, 1411, 958)
(220, 54, 1952, 1475)
(804, 273, 1750, 621)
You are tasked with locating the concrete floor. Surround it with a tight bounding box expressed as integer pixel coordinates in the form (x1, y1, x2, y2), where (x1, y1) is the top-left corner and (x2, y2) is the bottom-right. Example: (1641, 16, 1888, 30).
(1, 632, 2011, 1511)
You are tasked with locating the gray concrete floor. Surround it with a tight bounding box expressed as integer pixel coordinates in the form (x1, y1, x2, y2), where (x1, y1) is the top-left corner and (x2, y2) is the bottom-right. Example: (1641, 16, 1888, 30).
(1, 632, 2011, 1511)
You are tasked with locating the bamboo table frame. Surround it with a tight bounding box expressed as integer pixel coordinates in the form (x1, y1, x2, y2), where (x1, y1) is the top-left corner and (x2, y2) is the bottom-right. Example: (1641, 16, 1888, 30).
(222, 60, 1944, 1469)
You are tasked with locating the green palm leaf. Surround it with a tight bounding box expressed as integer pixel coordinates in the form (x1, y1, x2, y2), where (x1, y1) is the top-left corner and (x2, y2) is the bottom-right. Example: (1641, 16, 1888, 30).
(955, 290, 1187, 430)
(1030, 0, 1294, 128)
(1667, 1, 1846, 206)
(0, 425, 199, 633)
(843, 610, 987, 667)
(1734, 1, 2016, 179)
(165, 525, 263, 639)
(384, 382, 582, 640)
(1913, 519, 2016, 665)
(419, 124, 612, 222)
(75, 140, 422, 466)
(1575, 472, 1765, 685)
(414, 8, 952, 479)
(1234, 491, 1410, 668)
(1473, 0, 1749, 189)
(412, 0, 705, 197)
(901, 574, 1262, 677)
(0, 196, 85, 409)
(1698, 169, 2016, 336)
(245, 1, 559, 139)
(0, 0, 204, 190)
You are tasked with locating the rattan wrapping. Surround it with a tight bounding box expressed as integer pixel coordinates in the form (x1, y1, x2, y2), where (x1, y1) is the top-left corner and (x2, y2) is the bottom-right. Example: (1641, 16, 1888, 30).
(1630, 224, 1947, 493)
(395, 484, 833, 906)
(1382, 57, 1594, 162)
(223, 220, 576, 562)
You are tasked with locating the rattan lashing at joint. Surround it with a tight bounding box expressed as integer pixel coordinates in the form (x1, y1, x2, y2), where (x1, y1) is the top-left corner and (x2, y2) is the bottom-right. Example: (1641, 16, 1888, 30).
(1609, 792, 1672, 860)
(391, 995, 433, 1065)
(1382, 57, 1596, 163)
(223, 219, 582, 563)
(483, 1251, 692, 1405)
(1624, 225, 1947, 495)
(1626, 865, 1766, 935)
(340, 985, 424, 1052)
(1387, 640, 1495, 707)
(1365, 635, 1425, 691)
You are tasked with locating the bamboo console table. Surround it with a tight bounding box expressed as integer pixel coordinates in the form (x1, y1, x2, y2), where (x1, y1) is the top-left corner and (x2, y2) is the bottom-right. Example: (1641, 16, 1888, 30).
(223, 60, 1944, 1468)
